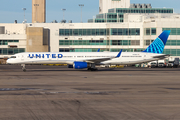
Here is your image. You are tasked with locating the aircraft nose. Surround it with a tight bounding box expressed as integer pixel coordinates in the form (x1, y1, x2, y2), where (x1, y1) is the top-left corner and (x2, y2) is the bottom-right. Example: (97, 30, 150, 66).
(6, 59, 11, 64)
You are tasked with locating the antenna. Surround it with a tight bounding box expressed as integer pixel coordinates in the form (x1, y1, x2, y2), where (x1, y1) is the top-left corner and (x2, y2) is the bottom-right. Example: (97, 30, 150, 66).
(79, 4, 84, 23)
(22, 8, 26, 23)
(61, 9, 66, 20)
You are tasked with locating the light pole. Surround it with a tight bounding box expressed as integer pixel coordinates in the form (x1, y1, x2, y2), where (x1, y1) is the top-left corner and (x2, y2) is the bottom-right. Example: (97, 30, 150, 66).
(34, 4, 39, 22)
(61, 9, 66, 20)
(22, 8, 26, 22)
(79, 4, 84, 23)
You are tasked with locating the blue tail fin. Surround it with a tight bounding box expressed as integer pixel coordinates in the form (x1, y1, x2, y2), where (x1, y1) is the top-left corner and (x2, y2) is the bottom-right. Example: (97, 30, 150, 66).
(143, 30, 170, 54)
(97, 49, 100, 52)
(116, 49, 123, 58)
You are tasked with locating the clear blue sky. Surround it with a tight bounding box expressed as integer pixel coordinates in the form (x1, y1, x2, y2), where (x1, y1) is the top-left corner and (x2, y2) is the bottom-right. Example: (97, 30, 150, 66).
(0, 0, 179, 23)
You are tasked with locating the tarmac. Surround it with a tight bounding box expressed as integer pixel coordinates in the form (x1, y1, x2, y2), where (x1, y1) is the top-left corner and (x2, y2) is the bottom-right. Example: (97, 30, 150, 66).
(0, 65, 180, 120)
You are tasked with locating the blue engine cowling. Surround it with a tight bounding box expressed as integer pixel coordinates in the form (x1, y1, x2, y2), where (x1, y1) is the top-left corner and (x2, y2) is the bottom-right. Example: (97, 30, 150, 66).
(73, 62, 88, 69)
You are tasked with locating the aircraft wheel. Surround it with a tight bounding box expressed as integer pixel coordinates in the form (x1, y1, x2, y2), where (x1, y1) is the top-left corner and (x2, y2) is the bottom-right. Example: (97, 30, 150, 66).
(91, 68, 98, 71)
(23, 69, 26, 72)
(87, 68, 91, 71)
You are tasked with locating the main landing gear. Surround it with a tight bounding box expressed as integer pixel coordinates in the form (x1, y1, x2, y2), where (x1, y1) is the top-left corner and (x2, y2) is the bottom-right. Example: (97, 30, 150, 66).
(87, 68, 98, 71)
(87, 63, 98, 71)
(21, 64, 26, 72)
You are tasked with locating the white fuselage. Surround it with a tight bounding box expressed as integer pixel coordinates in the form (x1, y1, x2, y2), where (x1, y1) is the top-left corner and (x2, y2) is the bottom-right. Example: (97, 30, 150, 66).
(7, 52, 164, 65)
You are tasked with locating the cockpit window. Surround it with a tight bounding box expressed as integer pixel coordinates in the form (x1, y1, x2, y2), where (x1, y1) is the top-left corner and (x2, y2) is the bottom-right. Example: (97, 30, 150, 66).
(10, 56, 16, 58)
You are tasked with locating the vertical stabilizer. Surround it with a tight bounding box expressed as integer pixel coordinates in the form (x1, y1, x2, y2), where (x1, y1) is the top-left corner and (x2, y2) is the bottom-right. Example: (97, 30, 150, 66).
(143, 30, 170, 54)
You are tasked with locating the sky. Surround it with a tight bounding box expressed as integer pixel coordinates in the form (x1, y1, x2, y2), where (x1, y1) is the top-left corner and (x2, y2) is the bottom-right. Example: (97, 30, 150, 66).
(0, 0, 180, 23)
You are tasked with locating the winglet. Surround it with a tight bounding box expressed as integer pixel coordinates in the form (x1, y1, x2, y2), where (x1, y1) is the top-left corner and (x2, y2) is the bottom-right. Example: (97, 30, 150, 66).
(116, 49, 123, 58)
(97, 49, 100, 52)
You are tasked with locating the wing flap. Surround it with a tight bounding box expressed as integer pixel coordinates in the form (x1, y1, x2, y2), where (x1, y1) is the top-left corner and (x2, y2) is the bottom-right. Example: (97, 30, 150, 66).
(153, 54, 170, 59)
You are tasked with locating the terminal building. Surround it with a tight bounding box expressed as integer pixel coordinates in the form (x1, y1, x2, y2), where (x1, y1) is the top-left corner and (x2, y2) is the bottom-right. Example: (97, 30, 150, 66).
(0, 0, 180, 63)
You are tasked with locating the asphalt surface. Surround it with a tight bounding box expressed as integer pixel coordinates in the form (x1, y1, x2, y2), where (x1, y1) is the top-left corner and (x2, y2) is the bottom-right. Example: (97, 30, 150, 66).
(0, 65, 180, 120)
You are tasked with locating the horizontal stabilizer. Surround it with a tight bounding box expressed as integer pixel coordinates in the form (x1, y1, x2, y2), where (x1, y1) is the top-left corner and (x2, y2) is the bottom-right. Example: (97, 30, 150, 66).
(153, 54, 170, 59)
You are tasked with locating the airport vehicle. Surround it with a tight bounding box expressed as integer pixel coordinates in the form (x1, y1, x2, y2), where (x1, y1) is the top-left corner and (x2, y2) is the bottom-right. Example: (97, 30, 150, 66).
(7, 30, 171, 71)
(167, 58, 179, 68)
(158, 60, 166, 68)
(167, 61, 174, 68)
(166, 58, 174, 68)
(150, 61, 158, 68)
(174, 58, 179, 68)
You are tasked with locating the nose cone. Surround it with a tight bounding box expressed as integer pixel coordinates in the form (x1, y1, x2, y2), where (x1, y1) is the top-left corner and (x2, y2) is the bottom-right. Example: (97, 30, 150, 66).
(6, 59, 11, 64)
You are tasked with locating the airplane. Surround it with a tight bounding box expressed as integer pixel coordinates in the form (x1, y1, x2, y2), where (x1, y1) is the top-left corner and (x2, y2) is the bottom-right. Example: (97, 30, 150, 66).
(7, 30, 171, 72)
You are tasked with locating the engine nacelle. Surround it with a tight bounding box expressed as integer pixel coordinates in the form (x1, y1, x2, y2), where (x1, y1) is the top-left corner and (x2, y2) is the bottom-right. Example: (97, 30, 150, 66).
(73, 61, 88, 69)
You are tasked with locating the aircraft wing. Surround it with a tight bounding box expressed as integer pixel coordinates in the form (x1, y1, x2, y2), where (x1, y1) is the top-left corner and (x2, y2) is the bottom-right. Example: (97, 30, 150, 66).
(66, 58, 112, 64)
(153, 54, 170, 59)
(84, 57, 113, 63)
(68, 50, 123, 64)
(81, 49, 123, 63)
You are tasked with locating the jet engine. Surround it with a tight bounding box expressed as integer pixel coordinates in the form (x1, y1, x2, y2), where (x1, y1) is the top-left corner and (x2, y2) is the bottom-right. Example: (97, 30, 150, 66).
(73, 61, 88, 69)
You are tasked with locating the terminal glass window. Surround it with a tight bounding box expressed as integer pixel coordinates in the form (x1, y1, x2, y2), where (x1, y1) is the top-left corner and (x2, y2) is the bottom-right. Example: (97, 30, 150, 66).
(0, 40, 19, 45)
(59, 29, 109, 36)
(14, 48, 19, 54)
(163, 28, 180, 35)
(111, 28, 140, 35)
(131, 40, 140, 45)
(134, 49, 145, 52)
(177, 40, 180, 45)
(65, 29, 70, 36)
(144, 28, 156, 35)
(111, 40, 140, 46)
(59, 48, 109, 52)
(59, 40, 109, 46)
(163, 49, 180, 56)
(59, 29, 65, 36)
(151, 28, 156, 35)
(144, 40, 151, 46)
(111, 49, 134, 52)
(129, 29, 137, 35)
(14, 40, 19, 42)
(73, 29, 79, 36)
(0, 48, 24, 55)
(8, 40, 13, 42)
(8, 48, 14, 55)
(60, 28, 141, 36)
(92, 29, 96, 35)
(171, 28, 177, 35)
(116, 8, 173, 14)
(166, 40, 180, 46)
(80, 29, 83, 36)
(145, 28, 150, 35)
(3, 48, 7, 54)
(19, 48, 25, 53)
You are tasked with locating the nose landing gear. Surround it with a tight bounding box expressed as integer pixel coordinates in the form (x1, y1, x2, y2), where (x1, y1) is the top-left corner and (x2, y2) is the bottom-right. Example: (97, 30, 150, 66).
(21, 64, 26, 72)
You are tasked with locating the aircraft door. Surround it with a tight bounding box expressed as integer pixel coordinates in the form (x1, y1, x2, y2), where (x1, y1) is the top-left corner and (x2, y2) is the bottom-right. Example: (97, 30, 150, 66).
(21, 55, 24, 61)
